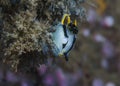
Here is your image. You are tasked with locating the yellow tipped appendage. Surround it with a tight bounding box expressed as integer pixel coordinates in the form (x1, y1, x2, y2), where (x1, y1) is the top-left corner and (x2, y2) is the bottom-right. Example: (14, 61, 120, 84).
(74, 19, 77, 26)
(58, 50, 65, 56)
(58, 53, 63, 57)
(61, 14, 71, 25)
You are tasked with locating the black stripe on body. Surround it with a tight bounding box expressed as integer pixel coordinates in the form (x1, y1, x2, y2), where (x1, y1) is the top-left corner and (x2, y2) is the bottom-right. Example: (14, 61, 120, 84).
(65, 35, 76, 54)
(63, 25, 68, 38)
(64, 35, 76, 61)
(62, 41, 68, 48)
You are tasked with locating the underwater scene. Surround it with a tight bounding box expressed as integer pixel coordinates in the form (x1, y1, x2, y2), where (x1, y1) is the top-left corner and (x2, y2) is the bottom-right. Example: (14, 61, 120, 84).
(0, 0, 120, 86)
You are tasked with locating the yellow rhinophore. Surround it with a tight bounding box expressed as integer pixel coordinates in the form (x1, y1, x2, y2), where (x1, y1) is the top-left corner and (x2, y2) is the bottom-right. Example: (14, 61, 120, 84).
(61, 14, 71, 25)
(61, 14, 77, 27)
(73, 19, 77, 26)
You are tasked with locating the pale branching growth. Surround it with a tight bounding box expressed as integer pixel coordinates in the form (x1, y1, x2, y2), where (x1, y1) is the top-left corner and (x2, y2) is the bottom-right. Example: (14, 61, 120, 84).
(37, 0, 86, 22)
(0, 0, 53, 71)
(3, 11, 48, 56)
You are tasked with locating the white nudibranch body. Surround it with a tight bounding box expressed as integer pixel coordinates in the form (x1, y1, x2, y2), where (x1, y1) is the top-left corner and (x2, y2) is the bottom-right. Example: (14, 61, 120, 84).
(41, 14, 78, 61)
(52, 24, 68, 52)
(51, 23, 77, 61)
